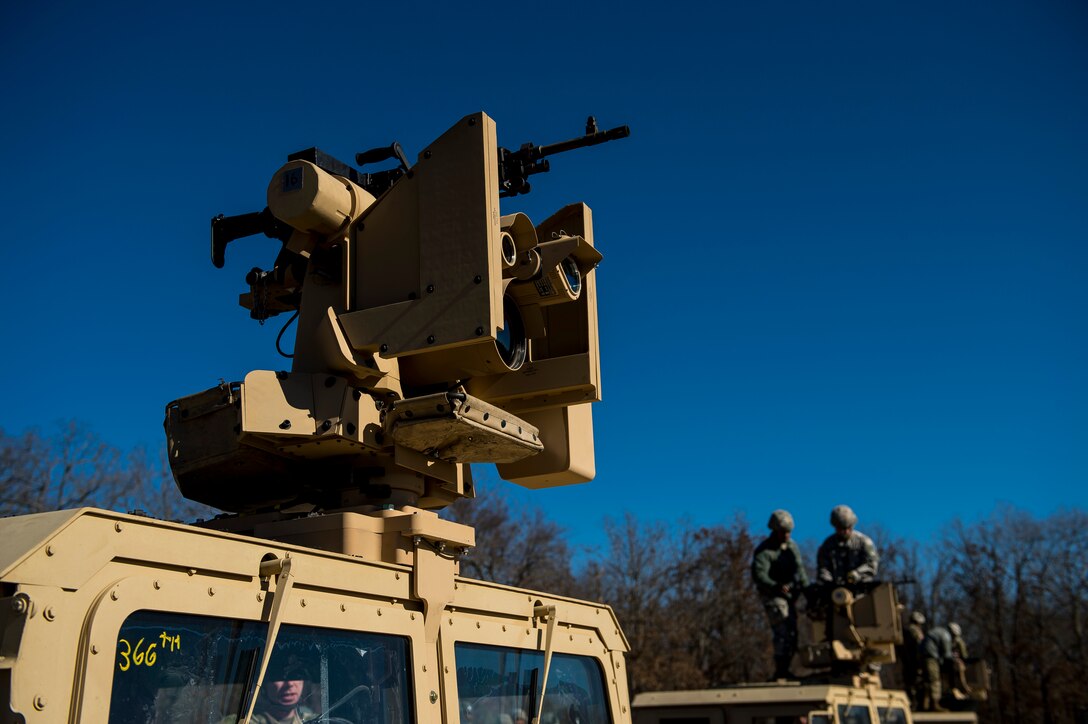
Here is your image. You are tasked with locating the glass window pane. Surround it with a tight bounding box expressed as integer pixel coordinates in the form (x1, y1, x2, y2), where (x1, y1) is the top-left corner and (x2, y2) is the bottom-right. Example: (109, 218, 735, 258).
(455, 643, 611, 724)
(107, 610, 413, 724)
(876, 707, 908, 724)
(837, 704, 873, 724)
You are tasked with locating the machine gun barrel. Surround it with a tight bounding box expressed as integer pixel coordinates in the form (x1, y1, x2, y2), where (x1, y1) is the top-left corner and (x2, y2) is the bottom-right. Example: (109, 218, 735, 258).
(528, 123, 631, 161)
(498, 116, 630, 197)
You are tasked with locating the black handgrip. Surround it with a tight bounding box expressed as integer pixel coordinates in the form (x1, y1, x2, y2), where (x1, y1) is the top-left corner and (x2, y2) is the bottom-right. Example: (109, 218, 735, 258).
(210, 209, 294, 268)
(355, 142, 408, 170)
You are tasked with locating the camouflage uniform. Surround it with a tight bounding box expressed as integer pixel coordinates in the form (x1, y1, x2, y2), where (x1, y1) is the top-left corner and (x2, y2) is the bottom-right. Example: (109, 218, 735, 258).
(922, 625, 953, 711)
(816, 529, 879, 585)
(751, 510, 809, 679)
(950, 623, 968, 660)
(900, 612, 927, 709)
(949, 622, 970, 694)
(221, 705, 316, 724)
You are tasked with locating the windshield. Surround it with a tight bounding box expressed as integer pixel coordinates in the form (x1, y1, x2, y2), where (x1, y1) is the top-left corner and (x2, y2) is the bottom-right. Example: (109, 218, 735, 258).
(454, 642, 611, 724)
(107, 610, 413, 724)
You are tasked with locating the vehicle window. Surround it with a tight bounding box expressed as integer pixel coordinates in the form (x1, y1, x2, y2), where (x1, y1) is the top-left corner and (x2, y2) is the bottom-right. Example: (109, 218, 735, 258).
(809, 714, 832, 724)
(107, 610, 413, 724)
(876, 707, 907, 724)
(837, 704, 873, 724)
(455, 642, 611, 724)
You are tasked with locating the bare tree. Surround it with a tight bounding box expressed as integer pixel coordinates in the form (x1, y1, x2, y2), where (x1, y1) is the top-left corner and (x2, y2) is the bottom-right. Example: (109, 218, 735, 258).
(1, 422, 135, 515)
(672, 516, 769, 686)
(443, 484, 575, 595)
(575, 513, 692, 694)
(0, 422, 215, 521)
(124, 443, 219, 522)
(939, 506, 1088, 724)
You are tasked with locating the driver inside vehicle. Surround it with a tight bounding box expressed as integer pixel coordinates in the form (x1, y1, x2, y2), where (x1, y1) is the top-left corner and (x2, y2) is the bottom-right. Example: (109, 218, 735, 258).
(253, 676, 315, 724)
(222, 654, 316, 724)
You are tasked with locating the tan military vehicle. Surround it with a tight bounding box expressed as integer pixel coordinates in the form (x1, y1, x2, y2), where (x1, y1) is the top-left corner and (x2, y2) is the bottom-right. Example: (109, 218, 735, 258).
(0, 112, 632, 723)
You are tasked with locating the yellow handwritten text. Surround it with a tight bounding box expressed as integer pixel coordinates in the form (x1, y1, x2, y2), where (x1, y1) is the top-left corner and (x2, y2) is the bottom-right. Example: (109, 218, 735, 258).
(117, 637, 158, 671)
(159, 631, 181, 652)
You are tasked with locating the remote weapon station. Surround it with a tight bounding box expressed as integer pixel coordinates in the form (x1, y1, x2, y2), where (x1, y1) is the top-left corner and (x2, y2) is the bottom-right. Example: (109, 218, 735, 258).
(0, 113, 630, 724)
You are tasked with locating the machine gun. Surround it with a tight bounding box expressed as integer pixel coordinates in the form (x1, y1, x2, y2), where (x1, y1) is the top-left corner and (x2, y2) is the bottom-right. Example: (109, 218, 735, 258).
(498, 116, 630, 197)
(167, 112, 629, 516)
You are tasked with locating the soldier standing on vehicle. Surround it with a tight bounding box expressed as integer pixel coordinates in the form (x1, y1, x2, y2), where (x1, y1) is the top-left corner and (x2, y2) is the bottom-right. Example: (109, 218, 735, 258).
(751, 509, 810, 679)
(816, 505, 879, 587)
(922, 624, 953, 712)
(901, 611, 927, 709)
(948, 622, 971, 696)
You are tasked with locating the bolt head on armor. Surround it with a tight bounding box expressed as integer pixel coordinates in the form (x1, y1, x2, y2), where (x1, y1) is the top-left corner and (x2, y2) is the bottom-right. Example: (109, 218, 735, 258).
(830, 504, 858, 529)
(768, 509, 795, 532)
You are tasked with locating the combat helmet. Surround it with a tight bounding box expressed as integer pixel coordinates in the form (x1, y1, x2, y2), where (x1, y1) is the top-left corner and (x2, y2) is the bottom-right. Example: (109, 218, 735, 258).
(768, 509, 795, 532)
(830, 505, 857, 529)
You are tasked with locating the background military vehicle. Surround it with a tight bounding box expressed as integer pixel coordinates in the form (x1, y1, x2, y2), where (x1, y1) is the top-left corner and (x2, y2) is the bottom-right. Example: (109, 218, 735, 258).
(632, 676, 980, 724)
(633, 581, 988, 724)
(633, 676, 916, 724)
(0, 112, 632, 723)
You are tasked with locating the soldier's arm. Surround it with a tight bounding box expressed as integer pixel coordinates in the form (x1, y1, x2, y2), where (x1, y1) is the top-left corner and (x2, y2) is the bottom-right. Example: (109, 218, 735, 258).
(751, 548, 776, 591)
(790, 541, 810, 587)
(854, 535, 879, 580)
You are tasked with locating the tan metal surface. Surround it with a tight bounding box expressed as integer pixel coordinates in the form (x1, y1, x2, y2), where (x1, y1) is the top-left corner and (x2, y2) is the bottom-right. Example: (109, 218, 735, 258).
(497, 403, 596, 487)
(340, 112, 503, 359)
(0, 507, 630, 723)
(912, 713, 980, 724)
(633, 682, 919, 724)
(468, 203, 602, 414)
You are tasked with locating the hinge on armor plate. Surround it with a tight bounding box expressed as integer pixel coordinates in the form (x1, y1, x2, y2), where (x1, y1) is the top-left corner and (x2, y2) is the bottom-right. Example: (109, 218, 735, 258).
(0, 593, 33, 668)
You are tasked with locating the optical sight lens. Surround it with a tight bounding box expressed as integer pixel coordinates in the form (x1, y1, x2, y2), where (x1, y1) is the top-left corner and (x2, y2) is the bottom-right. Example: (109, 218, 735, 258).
(561, 256, 581, 297)
(501, 232, 517, 267)
(496, 295, 527, 370)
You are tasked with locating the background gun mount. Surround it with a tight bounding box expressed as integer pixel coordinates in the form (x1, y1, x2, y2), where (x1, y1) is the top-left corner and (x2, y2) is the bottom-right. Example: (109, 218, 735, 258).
(802, 581, 903, 672)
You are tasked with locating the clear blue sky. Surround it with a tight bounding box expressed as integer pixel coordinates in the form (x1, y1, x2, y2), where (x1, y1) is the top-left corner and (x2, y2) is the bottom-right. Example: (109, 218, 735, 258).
(2, 1, 1085, 553)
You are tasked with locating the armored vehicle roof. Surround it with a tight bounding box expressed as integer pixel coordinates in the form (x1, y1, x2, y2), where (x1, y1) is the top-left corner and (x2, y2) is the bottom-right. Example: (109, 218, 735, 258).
(0, 506, 626, 643)
(632, 680, 911, 709)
